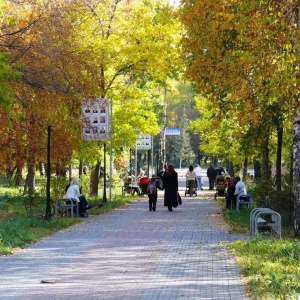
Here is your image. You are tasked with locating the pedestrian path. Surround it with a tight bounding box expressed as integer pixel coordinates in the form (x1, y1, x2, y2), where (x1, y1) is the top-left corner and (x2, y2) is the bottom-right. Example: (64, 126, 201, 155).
(0, 192, 250, 300)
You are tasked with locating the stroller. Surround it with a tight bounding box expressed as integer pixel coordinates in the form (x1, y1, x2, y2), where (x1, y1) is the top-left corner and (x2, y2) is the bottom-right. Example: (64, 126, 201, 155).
(214, 175, 227, 199)
(185, 179, 197, 196)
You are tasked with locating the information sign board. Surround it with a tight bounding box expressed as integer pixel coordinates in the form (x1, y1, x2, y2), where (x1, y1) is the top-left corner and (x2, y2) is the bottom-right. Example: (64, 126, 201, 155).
(165, 128, 181, 135)
(136, 135, 151, 150)
(82, 97, 110, 141)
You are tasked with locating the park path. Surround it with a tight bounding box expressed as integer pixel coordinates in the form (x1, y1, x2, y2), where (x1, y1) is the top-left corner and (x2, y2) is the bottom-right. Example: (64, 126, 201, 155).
(0, 192, 250, 300)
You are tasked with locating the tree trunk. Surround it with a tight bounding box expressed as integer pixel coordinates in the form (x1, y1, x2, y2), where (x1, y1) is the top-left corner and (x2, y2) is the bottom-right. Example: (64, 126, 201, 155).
(276, 126, 283, 191)
(68, 164, 72, 180)
(79, 160, 83, 178)
(90, 160, 100, 196)
(25, 165, 36, 195)
(242, 157, 248, 178)
(261, 134, 271, 181)
(254, 160, 261, 180)
(227, 161, 234, 177)
(293, 112, 300, 237)
(15, 166, 22, 186)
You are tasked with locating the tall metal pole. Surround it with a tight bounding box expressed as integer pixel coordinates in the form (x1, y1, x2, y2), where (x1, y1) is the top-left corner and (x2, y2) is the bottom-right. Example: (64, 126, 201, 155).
(135, 147, 138, 181)
(103, 143, 107, 202)
(163, 88, 167, 166)
(46, 126, 51, 219)
(151, 136, 154, 175)
(109, 100, 113, 201)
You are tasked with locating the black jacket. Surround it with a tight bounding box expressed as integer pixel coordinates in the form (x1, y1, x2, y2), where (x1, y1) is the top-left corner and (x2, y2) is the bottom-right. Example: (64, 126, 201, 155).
(163, 171, 178, 207)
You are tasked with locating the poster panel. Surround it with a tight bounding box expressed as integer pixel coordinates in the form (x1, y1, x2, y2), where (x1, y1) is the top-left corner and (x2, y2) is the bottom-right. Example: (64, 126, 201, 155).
(82, 97, 110, 141)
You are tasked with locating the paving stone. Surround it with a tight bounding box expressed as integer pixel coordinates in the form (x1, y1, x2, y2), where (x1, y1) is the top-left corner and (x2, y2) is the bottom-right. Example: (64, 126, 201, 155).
(0, 192, 250, 299)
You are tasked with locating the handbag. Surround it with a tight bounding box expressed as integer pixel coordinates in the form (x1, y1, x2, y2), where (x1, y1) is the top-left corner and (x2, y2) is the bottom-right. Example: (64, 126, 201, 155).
(177, 192, 182, 205)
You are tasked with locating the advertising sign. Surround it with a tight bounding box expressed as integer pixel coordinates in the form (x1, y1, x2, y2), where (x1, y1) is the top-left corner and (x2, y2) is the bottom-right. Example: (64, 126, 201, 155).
(165, 127, 181, 135)
(82, 97, 110, 141)
(136, 135, 151, 150)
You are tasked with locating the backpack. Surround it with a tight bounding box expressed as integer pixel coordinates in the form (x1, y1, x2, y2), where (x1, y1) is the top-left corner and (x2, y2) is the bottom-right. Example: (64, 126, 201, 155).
(147, 181, 157, 195)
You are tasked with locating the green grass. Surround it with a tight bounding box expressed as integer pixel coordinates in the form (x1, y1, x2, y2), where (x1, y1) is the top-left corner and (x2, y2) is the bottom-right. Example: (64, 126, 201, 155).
(216, 198, 300, 299)
(230, 238, 300, 299)
(0, 185, 135, 255)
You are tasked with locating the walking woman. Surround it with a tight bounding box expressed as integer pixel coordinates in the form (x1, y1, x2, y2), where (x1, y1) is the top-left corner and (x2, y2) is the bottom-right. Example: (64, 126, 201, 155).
(162, 164, 179, 211)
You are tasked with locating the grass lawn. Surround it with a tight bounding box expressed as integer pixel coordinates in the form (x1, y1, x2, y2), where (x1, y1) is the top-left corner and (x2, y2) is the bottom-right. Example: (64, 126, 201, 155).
(218, 198, 300, 300)
(0, 184, 135, 255)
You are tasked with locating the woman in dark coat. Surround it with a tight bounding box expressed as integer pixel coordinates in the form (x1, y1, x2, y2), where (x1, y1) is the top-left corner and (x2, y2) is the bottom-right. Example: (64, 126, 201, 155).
(162, 164, 178, 211)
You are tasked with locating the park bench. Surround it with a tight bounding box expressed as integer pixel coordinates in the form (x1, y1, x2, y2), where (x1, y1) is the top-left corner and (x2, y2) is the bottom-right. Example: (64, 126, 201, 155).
(122, 184, 134, 196)
(250, 208, 281, 238)
(122, 182, 141, 196)
(54, 197, 79, 217)
(236, 194, 253, 211)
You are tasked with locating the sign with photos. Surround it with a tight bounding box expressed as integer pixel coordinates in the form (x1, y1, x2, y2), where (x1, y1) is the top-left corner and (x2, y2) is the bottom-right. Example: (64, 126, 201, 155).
(82, 97, 110, 141)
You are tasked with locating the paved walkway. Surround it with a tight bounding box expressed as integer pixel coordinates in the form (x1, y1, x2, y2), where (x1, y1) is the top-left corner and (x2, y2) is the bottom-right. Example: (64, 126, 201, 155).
(0, 192, 250, 300)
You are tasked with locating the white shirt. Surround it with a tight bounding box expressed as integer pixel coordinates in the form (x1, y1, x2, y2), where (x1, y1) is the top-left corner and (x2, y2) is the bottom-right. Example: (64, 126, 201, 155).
(194, 166, 202, 177)
(234, 181, 247, 196)
(65, 184, 81, 202)
(186, 170, 196, 181)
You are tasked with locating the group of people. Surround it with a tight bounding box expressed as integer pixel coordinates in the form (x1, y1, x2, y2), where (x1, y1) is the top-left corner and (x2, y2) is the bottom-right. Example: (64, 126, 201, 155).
(206, 165, 248, 209)
(129, 164, 179, 212)
(225, 175, 247, 209)
(64, 164, 247, 217)
(133, 164, 247, 212)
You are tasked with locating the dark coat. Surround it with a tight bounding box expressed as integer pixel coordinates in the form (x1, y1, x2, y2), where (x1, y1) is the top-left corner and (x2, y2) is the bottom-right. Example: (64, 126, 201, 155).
(207, 166, 217, 179)
(163, 171, 178, 207)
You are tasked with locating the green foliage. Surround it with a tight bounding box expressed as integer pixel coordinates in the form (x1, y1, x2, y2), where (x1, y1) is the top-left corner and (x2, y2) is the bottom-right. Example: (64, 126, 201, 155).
(0, 52, 20, 110)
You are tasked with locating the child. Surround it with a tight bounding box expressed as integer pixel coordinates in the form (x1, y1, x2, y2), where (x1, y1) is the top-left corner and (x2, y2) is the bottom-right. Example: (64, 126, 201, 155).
(147, 174, 158, 211)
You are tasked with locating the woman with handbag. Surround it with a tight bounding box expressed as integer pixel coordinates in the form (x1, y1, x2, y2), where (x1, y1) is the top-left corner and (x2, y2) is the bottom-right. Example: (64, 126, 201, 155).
(162, 164, 178, 211)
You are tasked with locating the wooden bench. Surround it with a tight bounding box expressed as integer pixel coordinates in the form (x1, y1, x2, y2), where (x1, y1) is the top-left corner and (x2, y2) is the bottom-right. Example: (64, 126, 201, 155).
(54, 198, 79, 217)
(122, 183, 141, 196)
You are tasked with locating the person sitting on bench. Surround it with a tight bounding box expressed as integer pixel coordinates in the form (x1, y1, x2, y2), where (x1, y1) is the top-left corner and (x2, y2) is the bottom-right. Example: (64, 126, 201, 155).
(234, 176, 248, 208)
(65, 178, 89, 217)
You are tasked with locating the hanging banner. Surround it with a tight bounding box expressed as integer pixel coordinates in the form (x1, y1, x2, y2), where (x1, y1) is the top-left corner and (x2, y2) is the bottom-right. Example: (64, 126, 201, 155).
(136, 135, 151, 150)
(82, 97, 110, 141)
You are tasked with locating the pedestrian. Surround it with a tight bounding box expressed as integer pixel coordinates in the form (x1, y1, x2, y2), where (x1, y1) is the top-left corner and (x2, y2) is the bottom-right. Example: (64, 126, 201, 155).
(194, 164, 203, 190)
(138, 170, 150, 196)
(147, 174, 158, 211)
(186, 165, 196, 196)
(225, 176, 236, 209)
(234, 176, 247, 209)
(207, 165, 217, 190)
(162, 163, 178, 211)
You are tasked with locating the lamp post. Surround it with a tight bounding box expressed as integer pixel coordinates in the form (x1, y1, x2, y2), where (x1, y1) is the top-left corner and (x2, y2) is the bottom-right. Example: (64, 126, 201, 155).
(46, 125, 51, 219)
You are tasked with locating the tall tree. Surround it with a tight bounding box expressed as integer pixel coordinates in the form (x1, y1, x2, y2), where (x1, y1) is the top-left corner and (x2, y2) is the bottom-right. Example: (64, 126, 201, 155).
(179, 0, 300, 235)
